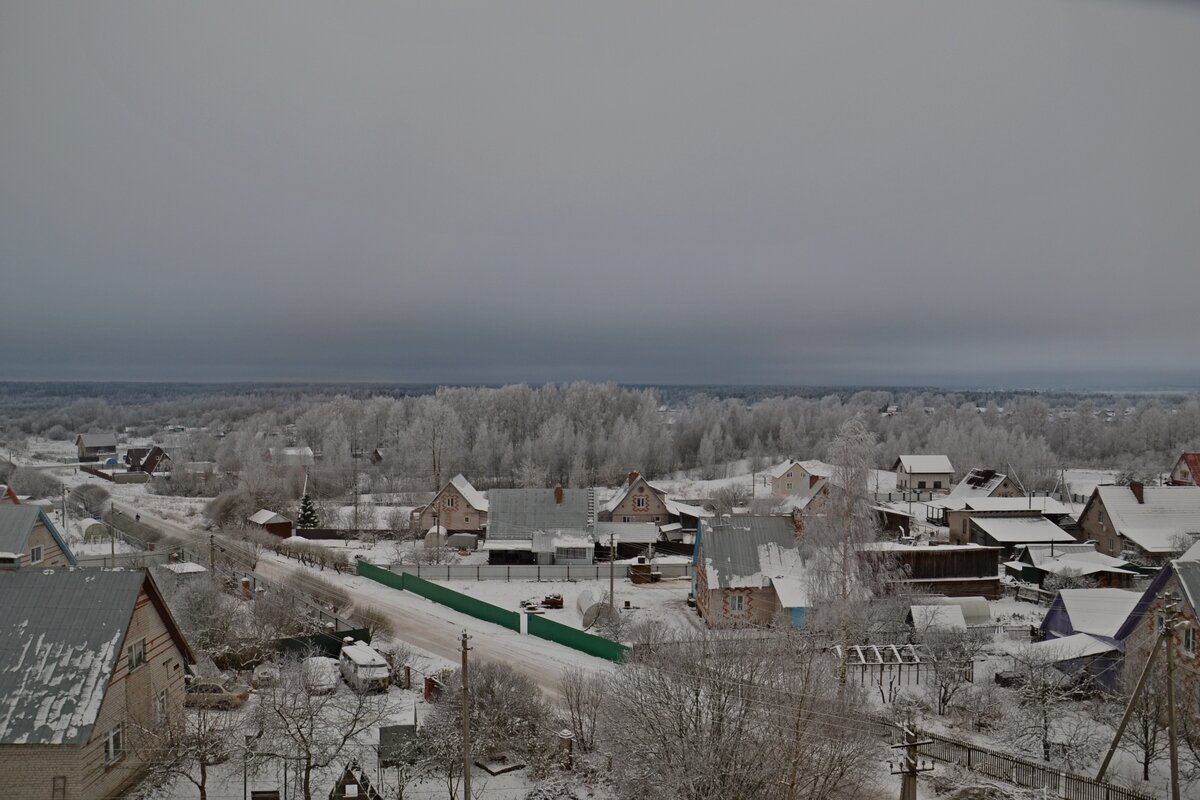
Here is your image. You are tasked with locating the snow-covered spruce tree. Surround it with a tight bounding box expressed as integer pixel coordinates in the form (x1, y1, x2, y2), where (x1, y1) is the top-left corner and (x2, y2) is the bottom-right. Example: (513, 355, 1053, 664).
(297, 492, 319, 528)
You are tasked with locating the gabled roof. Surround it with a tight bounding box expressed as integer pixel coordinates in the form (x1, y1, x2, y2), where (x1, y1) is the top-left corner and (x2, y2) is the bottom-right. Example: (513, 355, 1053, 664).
(441, 474, 488, 512)
(0, 506, 77, 565)
(141, 445, 171, 474)
(971, 515, 1075, 544)
(775, 478, 830, 513)
(249, 509, 290, 526)
(1090, 485, 1200, 553)
(767, 460, 799, 480)
(1055, 588, 1142, 639)
(701, 516, 800, 590)
(1028, 633, 1117, 662)
(76, 432, 117, 449)
(1172, 453, 1200, 484)
(949, 469, 1009, 499)
(893, 455, 954, 474)
(487, 488, 593, 541)
(601, 473, 666, 514)
(0, 570, 192, 745)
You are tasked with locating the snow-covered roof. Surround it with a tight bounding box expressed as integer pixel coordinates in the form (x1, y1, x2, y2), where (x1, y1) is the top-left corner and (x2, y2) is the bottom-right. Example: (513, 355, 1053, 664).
(972, 516, 1075, 544)
(447, 474, 488, 512)
(925, 496, 1078, 518)
(893, 455, 954, 474)
(702, 516, 803, 593)
(268, 446, 315, 466)
(161, 561, 207, 574)
(949, 469, 1009, 499)
(488, 488, 593, 540)
(1057, 588, 1142, 639)
(1028, 633, 1117, 662)
(76, 432, 117, 448)
(767, 460, 799, 480)
(1094, 485, 1200, 553)
(796, 460, 835, 478)
(775, 478, 829, 513)
(910, 605, 967, 631)
(0, 571, 144, 744)
(771, 575, 809, 609)
(249, 509, 289, 526)
(340, 641, 388, 668)
(665, 498, 712, 519)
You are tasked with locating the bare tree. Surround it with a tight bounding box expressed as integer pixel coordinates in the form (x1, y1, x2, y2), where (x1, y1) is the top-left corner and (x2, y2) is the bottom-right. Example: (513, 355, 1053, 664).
(918, 628, 987, 715)
(559, 666, 605, 753)
(132, 706, 248, 800)
(1002, 644, 1105, 770)
(251, 657, 397, 800)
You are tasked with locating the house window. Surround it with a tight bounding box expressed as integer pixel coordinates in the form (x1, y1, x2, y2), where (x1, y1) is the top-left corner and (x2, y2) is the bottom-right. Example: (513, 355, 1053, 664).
(622, 516, 630, 523)
(1186, 627, 1196, 657)
(786, 472, 793, 478)
(786, 482, 793, 491)
(444, 496, 457, 510)
(729, 594, 746, 613)
(933, 481, 942, 489)
(464, 516, 470, 524)
(654, 516, 660, 522)
(127, 638, 145, 671)
(103, 724, 124, 764)
(30, 544, 44, 563)
(634, 495, 648, 510)
(155, 688, 169, 724)
(51, 777, 66, 800)
(917, 480, 927, 489)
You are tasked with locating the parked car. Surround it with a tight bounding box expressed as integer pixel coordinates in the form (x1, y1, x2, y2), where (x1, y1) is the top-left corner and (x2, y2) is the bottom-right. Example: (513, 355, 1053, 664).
(339, 640, 391, 693)
(252, 662, 280, 688)
(185, 678, 250, 709)
(303, 656, 340, 694)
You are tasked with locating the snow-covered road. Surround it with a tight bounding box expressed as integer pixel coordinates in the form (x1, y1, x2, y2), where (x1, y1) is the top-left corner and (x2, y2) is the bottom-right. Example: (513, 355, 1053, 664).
(110, 500, 613, 698)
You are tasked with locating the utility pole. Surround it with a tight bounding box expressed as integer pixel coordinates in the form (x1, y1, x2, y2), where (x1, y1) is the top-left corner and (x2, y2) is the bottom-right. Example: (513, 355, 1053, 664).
(461, 630, 472, 800)
(609, 530, 616, 610)
(209, 533, 215, 572)
(61, 485, 67, 529)
(889, 724, 933, 800)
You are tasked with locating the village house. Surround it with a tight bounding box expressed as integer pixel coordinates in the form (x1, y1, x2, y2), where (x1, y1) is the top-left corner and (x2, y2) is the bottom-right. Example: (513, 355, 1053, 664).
(892, 455, 954, 493)
(1004, 543, 1141, 588)
(0, 505, 77, 571)
(693, 515, 807, 628)
(412, 474, 488, 534)
(248, 508, 293, 538)
(1028, 587, 1143, 689)
(0, 569, 195, 799)
(767, 459, 834, 498)
(1167, 452, 1200, 486)
(942, 496, 1079, 544)
(75, 432, 118, 462)
(483, 487, 594, 565)
(267, 446, 315, 468)
(1077, 483, 1200, 563)
(600, 471, 711, 531)
(964, 515, 1076, 558)
(947, 468, 1023, 499)
(1109, 553, 1200, 731)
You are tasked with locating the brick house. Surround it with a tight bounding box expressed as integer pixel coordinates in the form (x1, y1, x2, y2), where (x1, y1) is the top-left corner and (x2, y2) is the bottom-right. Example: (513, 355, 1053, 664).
(600, 472, 711, 531)
(767, 460, 833, 498)
(413, 474, 488, 534)
(1113, 559, 1200, 733)
(1077, 483, 1200, 563)
(892, 455, 954, 493)
(693, 515, 807, 628)
(0, 505, 77, 571)
(0, 569, 195, 800)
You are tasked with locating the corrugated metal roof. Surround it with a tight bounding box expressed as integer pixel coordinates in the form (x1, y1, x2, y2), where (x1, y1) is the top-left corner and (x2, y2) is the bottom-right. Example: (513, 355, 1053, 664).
(487, 488, 593, 540)
(0, 505, 42, 555)
(76, 432, 117, 449)
(701, 516, 799, 589)
(0, 570, 144, 744)
(971, 516, 1075, 544)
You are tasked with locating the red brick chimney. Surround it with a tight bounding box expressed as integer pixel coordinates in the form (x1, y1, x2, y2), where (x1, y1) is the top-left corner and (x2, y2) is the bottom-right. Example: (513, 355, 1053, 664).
(809, 475, 819, 489)
(627, 471, 639, 485)
(554, 485, 564, 505)
(1130, 481, 1144, 504)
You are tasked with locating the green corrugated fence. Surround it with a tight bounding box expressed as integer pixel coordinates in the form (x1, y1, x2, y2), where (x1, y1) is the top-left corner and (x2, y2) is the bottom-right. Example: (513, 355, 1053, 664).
(356, 560, 520, 631)
(356, 560, 626, 661)
(527, 614, 627, 662)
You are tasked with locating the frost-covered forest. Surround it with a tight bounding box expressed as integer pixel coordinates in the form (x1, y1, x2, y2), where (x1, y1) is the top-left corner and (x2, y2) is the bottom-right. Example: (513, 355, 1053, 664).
(3, 383, 1198, 494)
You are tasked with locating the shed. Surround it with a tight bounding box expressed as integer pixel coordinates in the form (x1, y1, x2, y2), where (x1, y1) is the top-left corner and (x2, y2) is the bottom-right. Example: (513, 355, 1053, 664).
(909, 604, 967, 631)
(249, 509, 293, 538)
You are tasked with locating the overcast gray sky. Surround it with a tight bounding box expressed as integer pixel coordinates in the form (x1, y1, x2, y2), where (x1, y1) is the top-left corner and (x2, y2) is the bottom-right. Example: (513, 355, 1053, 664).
(2, 1, 1198, 388)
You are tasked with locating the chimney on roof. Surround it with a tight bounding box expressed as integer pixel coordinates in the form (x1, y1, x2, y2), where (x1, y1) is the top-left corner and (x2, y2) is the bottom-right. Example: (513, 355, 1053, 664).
(1130, 481, 1144, 504)
(554, 485, 564, 505)
(628, 471, 639, 485)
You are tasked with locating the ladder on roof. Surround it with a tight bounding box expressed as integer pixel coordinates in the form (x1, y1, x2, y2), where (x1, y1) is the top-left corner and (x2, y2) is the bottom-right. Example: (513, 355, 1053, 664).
(586, 489, 596, 526)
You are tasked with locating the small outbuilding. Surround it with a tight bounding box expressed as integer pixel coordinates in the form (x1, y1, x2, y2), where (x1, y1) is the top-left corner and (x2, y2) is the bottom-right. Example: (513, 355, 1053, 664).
(249, 509, 293, 538)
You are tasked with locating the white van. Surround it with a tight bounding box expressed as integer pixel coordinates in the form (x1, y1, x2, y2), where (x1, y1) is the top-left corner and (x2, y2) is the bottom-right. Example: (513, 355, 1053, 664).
(338, 639, 391, 693)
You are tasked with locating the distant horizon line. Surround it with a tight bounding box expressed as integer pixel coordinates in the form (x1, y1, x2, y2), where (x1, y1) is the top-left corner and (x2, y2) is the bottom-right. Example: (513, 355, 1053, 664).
(1, 376, 1198, 395)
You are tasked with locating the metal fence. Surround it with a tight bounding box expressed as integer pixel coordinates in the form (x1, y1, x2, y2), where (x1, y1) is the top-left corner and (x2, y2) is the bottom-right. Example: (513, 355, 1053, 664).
(387, 562, 693, 581)
(872, 719, 1156, 800)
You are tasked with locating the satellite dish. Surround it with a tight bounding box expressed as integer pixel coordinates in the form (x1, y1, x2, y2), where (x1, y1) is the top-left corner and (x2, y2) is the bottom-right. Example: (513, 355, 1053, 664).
(582, 604, 601, 630)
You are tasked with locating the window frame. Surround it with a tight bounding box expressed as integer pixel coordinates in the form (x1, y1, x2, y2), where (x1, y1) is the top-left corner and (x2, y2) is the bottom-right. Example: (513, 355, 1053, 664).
(103, 724, 124, 765)
(127, 638, 146, 671)
(30, 544, 44, 563)
(728, 593, 746, 613)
